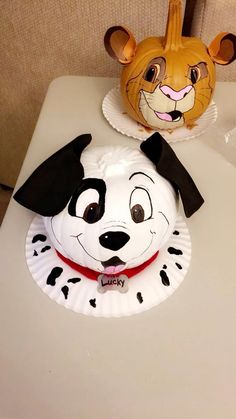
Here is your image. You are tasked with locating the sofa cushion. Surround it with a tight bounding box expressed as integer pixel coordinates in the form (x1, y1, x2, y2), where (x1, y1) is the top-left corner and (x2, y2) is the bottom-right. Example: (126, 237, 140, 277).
(190, 0, 236, 81)
(1, 0, 187, 187)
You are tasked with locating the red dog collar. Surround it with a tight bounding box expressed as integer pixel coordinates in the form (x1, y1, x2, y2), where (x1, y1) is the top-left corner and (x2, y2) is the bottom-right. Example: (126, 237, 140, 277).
(56, 250, 159, 280)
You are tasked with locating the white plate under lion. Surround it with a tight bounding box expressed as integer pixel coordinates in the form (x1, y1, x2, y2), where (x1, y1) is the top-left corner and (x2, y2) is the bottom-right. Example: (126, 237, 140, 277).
(102, 86, 218, 143)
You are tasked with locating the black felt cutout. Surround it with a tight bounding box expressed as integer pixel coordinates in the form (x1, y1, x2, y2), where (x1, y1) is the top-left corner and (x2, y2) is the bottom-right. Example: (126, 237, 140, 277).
(137, 292, 143, 304)
(32, 234, 47, 243)
(168, 247, 183, 255)
(61, 285, 69, 299)
(163, 264, 167, 269)
(173, 230, 180, 235)
(160, 270, 170, 286)
(14, 134, 92, 216)
(67, 278, 81, 284)
(33, 250, 38, 256)
(89, 298, 96, 308)
(41, 245, 51, 253)
(46, 267, 63, 286)
(140, 133, 204, 217)
(175, 263, 182, 270)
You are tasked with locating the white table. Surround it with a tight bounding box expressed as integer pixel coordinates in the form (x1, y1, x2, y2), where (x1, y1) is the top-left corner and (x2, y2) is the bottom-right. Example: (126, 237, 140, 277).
(0, 77, 236, 419)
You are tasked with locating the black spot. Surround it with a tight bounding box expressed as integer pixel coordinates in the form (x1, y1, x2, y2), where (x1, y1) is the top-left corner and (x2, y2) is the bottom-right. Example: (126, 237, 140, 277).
(160, 270, 170, 286)
(32, 234, 47, 243)
(89, 299, 96, 308)
(162, 264, 167, 269)
(175, 263, 182, 270)
(67, 277, 81, 284)
(137, 292, 143, 304)
(33, 250, 38, 256)
(46, 267, 63, 286)
(173, 230, 180, 235)
(168, 247, 183, 255)
(61, 285, 69, 299)
(41, 245, 51, 253)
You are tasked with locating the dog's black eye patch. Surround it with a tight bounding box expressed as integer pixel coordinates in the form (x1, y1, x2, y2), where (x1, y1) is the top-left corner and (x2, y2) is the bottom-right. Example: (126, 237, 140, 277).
(68, 178, 106, 223)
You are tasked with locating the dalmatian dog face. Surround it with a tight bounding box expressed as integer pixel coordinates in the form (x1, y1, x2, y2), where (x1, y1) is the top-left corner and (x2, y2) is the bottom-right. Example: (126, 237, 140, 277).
(44, 145, 177, 273)
(14, 132, 204, 274)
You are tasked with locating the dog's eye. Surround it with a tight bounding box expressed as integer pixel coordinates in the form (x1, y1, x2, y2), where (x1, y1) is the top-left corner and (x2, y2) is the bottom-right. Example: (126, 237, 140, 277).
(131, 204, 145, 223)
(83, 202, 100, 224)
(130, 187, 152, 223)
(69, 188, 104, 223)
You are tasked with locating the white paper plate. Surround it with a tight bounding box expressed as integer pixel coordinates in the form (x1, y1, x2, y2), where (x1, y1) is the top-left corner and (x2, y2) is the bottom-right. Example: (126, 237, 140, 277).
(26, 215, 191, 317)
(102, 86, 218, 143)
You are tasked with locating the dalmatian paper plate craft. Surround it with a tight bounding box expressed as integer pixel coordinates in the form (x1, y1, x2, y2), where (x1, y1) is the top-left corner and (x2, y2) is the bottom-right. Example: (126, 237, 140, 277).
(102, 86, 218, 143)
(14, 133, 204, 317)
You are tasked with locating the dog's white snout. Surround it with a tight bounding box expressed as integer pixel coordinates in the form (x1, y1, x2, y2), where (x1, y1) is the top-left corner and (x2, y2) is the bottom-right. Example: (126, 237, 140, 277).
(102, 219, 127, 227)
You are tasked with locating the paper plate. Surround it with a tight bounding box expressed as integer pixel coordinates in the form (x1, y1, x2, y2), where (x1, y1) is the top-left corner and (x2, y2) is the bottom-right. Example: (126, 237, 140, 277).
(26, 215, 191, 317)
(102, 86, 218, 143)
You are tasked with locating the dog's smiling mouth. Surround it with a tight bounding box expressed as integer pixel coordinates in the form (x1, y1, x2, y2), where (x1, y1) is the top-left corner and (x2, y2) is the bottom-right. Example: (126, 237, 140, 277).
(72, 234, 127, 273)
(101, 256, 125, 275)
(72, 234, 127, 272)
(72, 227, 160, 273)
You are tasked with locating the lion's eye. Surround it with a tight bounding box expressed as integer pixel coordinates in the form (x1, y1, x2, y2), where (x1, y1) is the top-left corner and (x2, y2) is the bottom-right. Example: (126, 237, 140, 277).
(144, 64, 161, 83)
(189, 66, 201, 84)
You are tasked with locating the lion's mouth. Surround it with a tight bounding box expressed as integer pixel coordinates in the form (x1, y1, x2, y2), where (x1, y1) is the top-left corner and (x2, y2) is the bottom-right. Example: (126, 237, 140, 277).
(155, 110, 183, 122)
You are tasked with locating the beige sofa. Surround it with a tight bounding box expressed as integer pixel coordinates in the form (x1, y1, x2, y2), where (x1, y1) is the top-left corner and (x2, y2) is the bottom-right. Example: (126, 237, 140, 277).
(0, 0, 235, 191)
(190, 0, 236, 81)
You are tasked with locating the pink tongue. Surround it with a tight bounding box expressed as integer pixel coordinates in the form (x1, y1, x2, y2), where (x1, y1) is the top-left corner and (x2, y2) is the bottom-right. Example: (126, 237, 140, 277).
(155, 111, 172, 122)
(103, 265, 125, 275)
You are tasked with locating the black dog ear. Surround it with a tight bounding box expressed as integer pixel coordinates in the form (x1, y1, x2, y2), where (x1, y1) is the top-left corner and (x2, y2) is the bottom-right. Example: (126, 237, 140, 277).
(140, 132, 204, 217)
(14, 134, 92, 216)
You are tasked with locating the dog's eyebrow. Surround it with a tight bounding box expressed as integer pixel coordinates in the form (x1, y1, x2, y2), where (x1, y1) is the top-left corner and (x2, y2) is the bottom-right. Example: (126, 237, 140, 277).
(129, 172, 155, 183)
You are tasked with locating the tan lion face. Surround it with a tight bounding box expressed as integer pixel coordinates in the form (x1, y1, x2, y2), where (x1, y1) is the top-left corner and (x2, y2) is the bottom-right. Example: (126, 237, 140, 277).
(121, 36, 216, 130)
(104, 1, 236, 130)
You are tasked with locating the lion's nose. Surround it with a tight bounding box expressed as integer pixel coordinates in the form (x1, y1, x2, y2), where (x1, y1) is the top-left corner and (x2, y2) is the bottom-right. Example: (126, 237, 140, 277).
(99, 231, 130, 251)
(160, 84, 193, 101)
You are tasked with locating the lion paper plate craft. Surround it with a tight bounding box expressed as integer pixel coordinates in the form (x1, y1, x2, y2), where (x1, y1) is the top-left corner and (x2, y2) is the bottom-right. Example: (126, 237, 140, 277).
(104, 0, 236, 132)
(14, 133, 204, 317)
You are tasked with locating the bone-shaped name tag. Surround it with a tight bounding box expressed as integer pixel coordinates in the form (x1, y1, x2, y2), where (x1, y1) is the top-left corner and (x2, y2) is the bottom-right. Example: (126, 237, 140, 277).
(97, 274, 129, 294)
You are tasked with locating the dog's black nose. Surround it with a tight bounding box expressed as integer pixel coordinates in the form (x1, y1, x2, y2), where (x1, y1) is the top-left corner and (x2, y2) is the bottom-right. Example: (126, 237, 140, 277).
(99, 231, 130, 251)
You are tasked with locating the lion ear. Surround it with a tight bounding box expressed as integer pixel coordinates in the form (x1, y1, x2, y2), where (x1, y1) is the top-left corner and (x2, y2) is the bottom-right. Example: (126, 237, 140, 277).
(140, 133, 204, 218)
(208, 32, 236, 65)
(104, 26, 137, 64)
